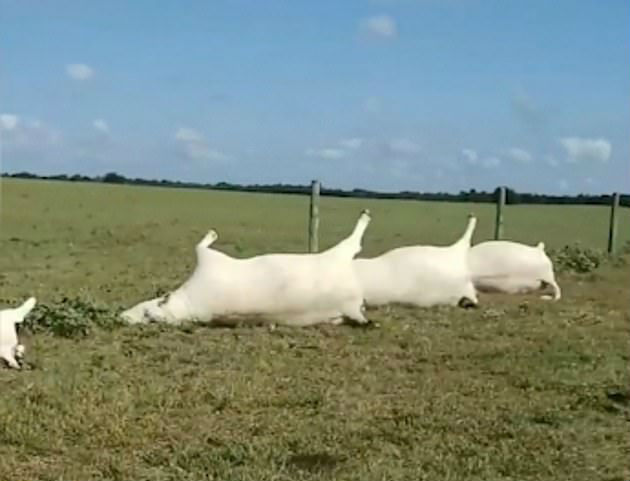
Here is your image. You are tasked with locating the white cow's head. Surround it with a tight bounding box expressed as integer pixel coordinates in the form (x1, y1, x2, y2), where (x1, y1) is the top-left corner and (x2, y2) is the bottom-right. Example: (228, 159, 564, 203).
(120, 290, 192, 325)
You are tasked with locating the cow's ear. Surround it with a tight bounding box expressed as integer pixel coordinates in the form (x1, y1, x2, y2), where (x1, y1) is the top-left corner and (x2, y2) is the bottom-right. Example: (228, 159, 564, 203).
(158, 293, 170, 307)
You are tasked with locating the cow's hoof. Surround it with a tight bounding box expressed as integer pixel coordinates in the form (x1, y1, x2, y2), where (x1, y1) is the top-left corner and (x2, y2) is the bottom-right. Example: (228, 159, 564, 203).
(458, 297, 478, 309)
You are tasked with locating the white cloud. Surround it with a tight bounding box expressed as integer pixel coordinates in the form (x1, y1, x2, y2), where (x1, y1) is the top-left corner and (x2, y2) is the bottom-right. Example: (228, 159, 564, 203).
(506, 147, 532, 163)
(558, 179, 569, 191)
(559, 137, 611, 163)
(306, 148, 346, 160)
(175, 127, 229, 162)
(389, 138, 421, 155)
(0, 113, 19, 130)
(339, 138, 364, 150)
(360, 15, 398, 39)
(461, 148, 478, 164)
(66, 63, 94, 81)
(93, 119, 109, 134)
(481, 157, 501, 168)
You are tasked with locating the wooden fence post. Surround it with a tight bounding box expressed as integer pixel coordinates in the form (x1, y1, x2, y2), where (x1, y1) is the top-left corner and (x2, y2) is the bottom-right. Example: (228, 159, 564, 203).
(607, 192, 620, 254)
(494, 186, 506, 240)
(308, 180, 320, 253)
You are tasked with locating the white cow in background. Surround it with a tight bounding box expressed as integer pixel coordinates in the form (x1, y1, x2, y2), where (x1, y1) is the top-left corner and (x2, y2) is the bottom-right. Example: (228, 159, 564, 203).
(468, 240, 561, 300)
(354, 215, 479, 309)
(121, 210, 373, 327)
(1, 297, 36, 369)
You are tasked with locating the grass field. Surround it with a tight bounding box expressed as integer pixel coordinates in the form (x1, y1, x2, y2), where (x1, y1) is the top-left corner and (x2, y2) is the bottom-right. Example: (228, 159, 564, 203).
(1, 178, 629, 481)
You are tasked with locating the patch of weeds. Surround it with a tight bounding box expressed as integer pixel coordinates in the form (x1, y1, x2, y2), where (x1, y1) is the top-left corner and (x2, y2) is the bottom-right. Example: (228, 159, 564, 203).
(610, 255, 628, 269)
(214, 443, 250, 467)
(201, 391, 233, 413)
(606, 387, 630, 406)
(511, 377, 535, 391)
(530, 411, 564, 428)
(568, 309, 605, 326)
(619, 240, 630, 255)
(287, 452, 345, 473)
(584, 272, 603, 282)
(268, 392, 325, 412)
(21, 296, 124, 338)
(562, 385, 630, 417)
(550, 243, 605, 274)
(175, 445, 226, 472)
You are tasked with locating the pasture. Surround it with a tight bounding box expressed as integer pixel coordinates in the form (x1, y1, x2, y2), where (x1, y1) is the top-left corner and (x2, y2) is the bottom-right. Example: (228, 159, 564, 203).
(1, 178, 629, 481)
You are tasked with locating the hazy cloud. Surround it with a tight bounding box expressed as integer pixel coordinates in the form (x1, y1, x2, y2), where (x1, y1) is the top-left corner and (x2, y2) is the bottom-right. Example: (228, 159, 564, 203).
(389, 158, 414, 178)
(66, 63, 94, 81)
(559, 137, 611, 163)
(187, 144, 229, 162)
(505, 147, 532, 163)
(481, 157, 501, 168)
(339, 138, 364, 150)
(359, 15, 398, 39)
(93, 119, 109, 134)
(306, 148, 346, 160)
(0, 116, 62, 153)
(510, 90, 547, 132)
(389, 138, 421, 156)
(544, 154, 559, 167)
(175, 127, 204, 143)
(0, 113, 19, 131)
(363, 97, 382, 113)
(175, 127, 229, 162)
(461, 148, 478, 164)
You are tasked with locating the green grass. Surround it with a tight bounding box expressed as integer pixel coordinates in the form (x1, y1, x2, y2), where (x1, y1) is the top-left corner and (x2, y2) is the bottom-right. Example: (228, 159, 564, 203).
(1, 178, 629, 481)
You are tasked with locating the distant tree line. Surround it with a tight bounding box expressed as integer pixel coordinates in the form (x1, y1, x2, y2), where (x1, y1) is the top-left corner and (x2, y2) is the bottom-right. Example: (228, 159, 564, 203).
(2, 170, 628, 207)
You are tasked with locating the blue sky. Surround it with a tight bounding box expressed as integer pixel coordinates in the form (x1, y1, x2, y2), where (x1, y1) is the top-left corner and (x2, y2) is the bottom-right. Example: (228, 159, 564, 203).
(1, 0, 628, 194)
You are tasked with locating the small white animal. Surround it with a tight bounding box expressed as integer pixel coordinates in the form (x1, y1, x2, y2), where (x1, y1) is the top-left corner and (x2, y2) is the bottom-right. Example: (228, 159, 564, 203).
(468, 240, 561, 300)
(121, 210, 373, 327)
(0, 297, 36, 369)
(354, 215, 479, 308)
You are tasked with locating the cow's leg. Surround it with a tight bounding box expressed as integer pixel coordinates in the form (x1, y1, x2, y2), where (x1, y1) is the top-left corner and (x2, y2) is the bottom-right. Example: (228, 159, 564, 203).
(328, 315, 345, 325)
(333, 210, 371, 258)
(342, 300, 370, 325)
(540, 278, 561, 301)
(1, 347, 20, 369)
(198, 229, 218, 249)
(550, 280, 561, 300)
(195, 229, 219, 262)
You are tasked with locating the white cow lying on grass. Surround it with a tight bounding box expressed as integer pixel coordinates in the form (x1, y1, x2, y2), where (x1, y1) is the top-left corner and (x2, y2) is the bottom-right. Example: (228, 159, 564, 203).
(353, 215, 479, 308)
(1, 297, 36, 369)
(121, 210, 373, 327)
(468, 240, 561, 300)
